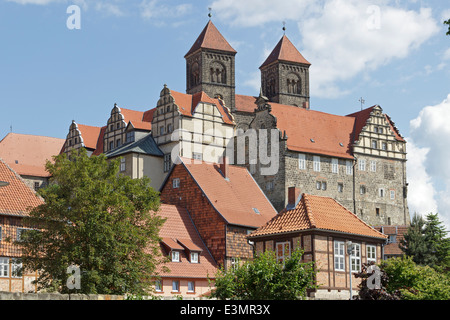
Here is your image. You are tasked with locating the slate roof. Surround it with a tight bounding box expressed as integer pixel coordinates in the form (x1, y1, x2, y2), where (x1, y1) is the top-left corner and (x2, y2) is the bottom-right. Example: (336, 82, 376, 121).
(105, 133, 163, 158)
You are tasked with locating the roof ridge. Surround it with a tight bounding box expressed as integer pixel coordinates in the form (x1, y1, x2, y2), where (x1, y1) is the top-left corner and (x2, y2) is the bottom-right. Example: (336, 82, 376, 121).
(301, 194, 316, 228)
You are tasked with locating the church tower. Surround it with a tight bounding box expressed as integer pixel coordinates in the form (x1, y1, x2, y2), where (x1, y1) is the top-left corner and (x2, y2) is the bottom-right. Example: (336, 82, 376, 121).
(260, 35, 311, 108)
(185, 20, 237, 111)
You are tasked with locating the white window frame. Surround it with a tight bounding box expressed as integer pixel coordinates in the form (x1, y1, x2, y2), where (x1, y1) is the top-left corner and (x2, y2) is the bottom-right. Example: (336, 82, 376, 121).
(350, 243, 361, 273)
(276, 241, 291, 263)
(367, 245, 376, 263)
(171, 250, 180, 262)
(390, 190, 395, 200)
(16, 228, 28, 242)
(187, 281, 195, 293)
(11, 259, 22, 278)
(334, 241, 345, 271)
(359, 159, 366, 171)
(172, 178, 180, 189)
(371, 140, 378, 149)
(190, 252, 199, 263)
(172, 280, 180, 292)
(346, 160, 353, 175)
(313, 156, 321, 172)
(0, 257, 9, 277)
(370, 160, 377, 172)
(155, 279, 162, 292)
(120, 158, 126, 172)
(331, 158, 338, 174)
(298, 153, 306, 170)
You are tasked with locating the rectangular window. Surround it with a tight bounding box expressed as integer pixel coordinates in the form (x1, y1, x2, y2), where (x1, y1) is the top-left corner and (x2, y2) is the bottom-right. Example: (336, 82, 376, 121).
(126, 131, 135, 143)
(367, 245, 376, 263)
(109, 141, 114, 151)
(0, 257, 9, 277)
(372, 140, 378, 149)
(173, 178, 180, 189)
(370, 160, 377, 172)
(155, 280, 162, 292)
(331, 158, 338, 174)
(334, 241, 345, 271)
(346, 160, 353, 175)
(171, 251, 180, 262)
(382, 142, 387, 150)
(172, 280, 180, 292)
(337, 183, 343, 193)
(11, 259, 22, 278)
(190, 252, 199, 263)
(360, 185, 366, 195)
(359, 159, 366, 171)
(313, 156, 321, 172)
(192, 152, 202, 160)
(316, 181, 321, 190)
(298, 153, 306, 170)
(379, 188, 385, 198)
(351, 243, 361, 272)
(187, 281, 195, 293)
(276, 242, 290, 263)
(116, 139, 121, 148)
(164, 154, 171, 172)
(321, 181, 327, 191)
(0, 226, 2, 241)
(266, 181, 274, 191)
(390, 190, 395, 200)
(34, 182, 40, 191)
(388, 235, 397, 243)
(160, 126, 165, 136)
(376, 208, 380, 217)
(120, 158, 126, 172)
(16, 228, 28, 242)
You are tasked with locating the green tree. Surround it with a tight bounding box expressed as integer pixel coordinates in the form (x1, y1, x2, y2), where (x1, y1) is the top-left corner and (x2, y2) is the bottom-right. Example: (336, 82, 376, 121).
(19, 149, 166, 295)
(381, 257, 450, 300)
(445, 19, 450, 36)
(423, 213, 450, 268)
(400, 213, 450, 269)
(400, 213, 427, 265)
(209, 247, 317, 300)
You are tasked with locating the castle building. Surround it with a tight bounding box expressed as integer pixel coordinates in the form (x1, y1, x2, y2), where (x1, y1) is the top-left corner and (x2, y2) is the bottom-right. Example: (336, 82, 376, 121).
(61, 19, 410, 228)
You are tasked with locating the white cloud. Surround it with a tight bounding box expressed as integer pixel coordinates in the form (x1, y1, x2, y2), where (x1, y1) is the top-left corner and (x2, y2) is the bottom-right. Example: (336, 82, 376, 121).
(408, 94, 450, 230)
(211, 0, 439, 98)
(6, 0, 61, 4)
(95, 2, 125, 17)
(140, 0, 192, 21)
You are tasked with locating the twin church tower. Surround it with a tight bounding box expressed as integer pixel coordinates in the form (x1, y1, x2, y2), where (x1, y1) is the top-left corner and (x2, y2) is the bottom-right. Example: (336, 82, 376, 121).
(184, 20, 311, 112)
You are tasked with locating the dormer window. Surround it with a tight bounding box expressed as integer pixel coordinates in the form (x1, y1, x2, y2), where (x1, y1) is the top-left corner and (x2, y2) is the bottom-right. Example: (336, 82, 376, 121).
(171, 251, 180, 262)
(190, 252, 199, 263)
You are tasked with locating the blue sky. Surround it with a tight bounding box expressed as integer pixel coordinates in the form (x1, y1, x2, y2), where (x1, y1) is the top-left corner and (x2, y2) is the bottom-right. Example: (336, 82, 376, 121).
(1, 0, 450, 228)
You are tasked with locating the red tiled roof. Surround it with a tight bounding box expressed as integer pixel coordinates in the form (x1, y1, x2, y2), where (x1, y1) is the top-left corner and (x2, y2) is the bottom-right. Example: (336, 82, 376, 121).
(179, 157, 277, 228)
(0, 133, 65, 177)
(0, 158, 44, 216)
(155, 204, 217, 279)
(235, 94, 258, 113)
(260, 35, 310, 68)
(374, 225, 408, 255)
(92, 126, 107, 156)
(249, 194, 387, 240)
(76, 124, 103, 150)
(170, 90, 234, 125)
(270, 104, 355, 159)
(128, 120, 152, 131)
(185, 20, 236, 57)
(119, 108, 147, 124)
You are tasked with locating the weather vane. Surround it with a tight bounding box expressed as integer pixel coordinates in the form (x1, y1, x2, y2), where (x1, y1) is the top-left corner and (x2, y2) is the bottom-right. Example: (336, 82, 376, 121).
(208, 7, 212, 19)
(282, 21, 286, 34)
(359, 97, 365, 110)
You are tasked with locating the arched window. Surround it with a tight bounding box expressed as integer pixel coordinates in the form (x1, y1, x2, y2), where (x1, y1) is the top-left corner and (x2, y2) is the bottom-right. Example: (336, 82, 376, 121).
(210, 62, 226, 84)
(191, 62, 200, 86)
(287, 73, 301, 94)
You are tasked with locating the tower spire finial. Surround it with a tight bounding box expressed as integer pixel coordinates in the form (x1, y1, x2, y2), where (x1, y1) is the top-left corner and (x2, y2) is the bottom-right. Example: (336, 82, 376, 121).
(208, 7, 212, 20)
(282, 21, 286, 34)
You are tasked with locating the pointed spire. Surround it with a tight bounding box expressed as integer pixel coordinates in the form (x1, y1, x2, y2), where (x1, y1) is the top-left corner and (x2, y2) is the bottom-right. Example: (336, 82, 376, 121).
(185, 20, 237, 57)
(260, 35, 310, 69)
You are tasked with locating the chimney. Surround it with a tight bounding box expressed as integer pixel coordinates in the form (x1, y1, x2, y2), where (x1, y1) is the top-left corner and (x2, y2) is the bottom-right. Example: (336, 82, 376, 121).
(288, 187, 301, 207)
(220, 156, 229, 180)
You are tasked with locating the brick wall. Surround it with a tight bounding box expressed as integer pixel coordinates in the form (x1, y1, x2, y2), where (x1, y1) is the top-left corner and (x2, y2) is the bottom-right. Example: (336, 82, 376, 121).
(160, 165, 227, 266)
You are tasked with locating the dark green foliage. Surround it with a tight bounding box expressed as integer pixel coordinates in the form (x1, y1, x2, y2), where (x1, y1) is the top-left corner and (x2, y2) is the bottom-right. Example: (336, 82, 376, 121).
(445, 19, 450, 36)
(209, 247, 317, 300)
(19, 149, 166, 295)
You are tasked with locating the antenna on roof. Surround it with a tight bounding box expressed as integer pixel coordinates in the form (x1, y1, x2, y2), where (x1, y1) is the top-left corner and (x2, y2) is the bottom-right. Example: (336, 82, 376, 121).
(208, 7, 212, 20)
(359, 97, 365, 110)
(282, 21, 286, 34)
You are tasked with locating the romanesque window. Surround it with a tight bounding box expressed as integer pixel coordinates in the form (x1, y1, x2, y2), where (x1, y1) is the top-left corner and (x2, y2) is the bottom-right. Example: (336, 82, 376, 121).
(191, 62, 200, 86)
(210, 62, 226, 84)
(287, 74, 301, 94)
